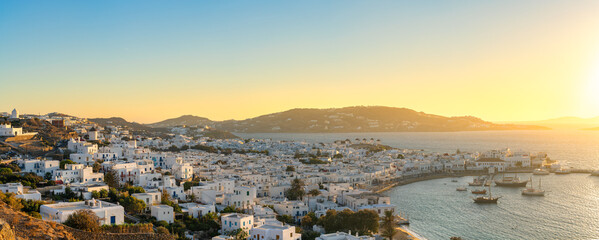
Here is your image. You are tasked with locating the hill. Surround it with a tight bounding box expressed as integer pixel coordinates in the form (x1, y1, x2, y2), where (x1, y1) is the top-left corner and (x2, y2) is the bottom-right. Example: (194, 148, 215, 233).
(211, 106, 547, 133)
(508, 116, 599, 130)
(147, 115, 212, 128)
(89, 117, 153, 131)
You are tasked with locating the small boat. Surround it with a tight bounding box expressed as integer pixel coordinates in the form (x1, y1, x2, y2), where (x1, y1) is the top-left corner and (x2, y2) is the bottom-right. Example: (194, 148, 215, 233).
(522, 177, 545, 196)
(468, 176, 486, 186)
(591, 170, 599, 176)
(471, 189, 487, 194)
(451, 179, 458, 182)
(456, 187, 467, 191)
(532, 168, 550, 175)
(495, 173, 528, 187)
(473, 185, 500, 204)
(555, 168, 570, 175)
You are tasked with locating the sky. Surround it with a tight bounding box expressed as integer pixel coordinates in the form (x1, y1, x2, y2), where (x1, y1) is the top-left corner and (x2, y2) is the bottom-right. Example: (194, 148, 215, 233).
(2, 1, 599, 123)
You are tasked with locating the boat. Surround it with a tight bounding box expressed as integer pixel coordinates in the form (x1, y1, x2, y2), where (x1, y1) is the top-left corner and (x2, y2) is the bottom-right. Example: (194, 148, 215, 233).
(494, 173, 528, 187)
(473, 185, 500, 204)
(532, 168, 550, 175)
(468, 176, 486, 186)
(471, 189, 487, 194)
(451, 179, 458, 182)
(555, 168, 570, 174)
(522, 177, 545, 196)
(591, 170, 599, 176)
(456, 187, 467, 191)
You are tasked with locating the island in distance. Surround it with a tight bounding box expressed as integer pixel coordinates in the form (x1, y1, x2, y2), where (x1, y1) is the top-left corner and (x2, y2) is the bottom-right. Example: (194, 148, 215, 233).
(92, 106, 548, 133)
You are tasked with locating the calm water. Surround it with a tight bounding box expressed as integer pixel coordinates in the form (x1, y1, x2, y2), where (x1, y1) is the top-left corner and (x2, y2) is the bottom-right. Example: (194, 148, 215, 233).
(238, 130, 599, 240)
(237, 130, 599, 168)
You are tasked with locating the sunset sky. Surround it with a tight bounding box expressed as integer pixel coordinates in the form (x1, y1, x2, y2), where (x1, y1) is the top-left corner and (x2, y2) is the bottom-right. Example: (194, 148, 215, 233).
(2, 1, 599, 123)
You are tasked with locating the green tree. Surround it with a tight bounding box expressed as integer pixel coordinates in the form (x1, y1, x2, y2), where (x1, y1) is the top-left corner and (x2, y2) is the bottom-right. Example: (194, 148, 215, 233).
(91, 190, 100, 199)
(104, 170, 119, 188)
(308, 189, 321, 197)
(301, 212, 318, 229)
(120, 196, 146, 214)
(156, 226, 170, 235)
(381, 210, 397, 240)
(59, 159, 75, 169)
(64, 209, 100, 232)
(99, 189, 109, 198)
(285, 178, 305, 200)
(228, 228, 249, 240)
(276, 214, 295, 224)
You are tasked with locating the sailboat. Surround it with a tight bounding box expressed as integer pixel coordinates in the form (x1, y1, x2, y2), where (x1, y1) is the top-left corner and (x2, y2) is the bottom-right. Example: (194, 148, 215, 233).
(521, 177, 545, 196)
(473, 184, 500, 203)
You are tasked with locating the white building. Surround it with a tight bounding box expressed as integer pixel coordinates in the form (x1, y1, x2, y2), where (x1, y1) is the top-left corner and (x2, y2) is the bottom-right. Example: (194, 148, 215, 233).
(10, 108, 19, 119)
(221, 213, 254, 234)
(151, 204, 174, 224)
(179, 202, 216, 218)
(0, 183, 41, 201)
(19, 159, 59, 177)
(0, 123, 22, 137)
(249, 224, 301, 240)
(53, 164, 104, 184)
(40, 199, 124, 225)
(132, 192, 161, 211)
(223, 186, 256, 210)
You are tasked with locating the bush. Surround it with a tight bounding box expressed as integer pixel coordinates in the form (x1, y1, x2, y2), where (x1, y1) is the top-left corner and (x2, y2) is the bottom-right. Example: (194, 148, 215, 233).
(64, 209, 100, 232)
(156, 226, 170, 235)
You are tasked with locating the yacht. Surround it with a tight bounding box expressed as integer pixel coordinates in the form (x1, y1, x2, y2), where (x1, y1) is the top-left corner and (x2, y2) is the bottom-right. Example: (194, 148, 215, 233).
(468, 176, 486, 186)
(471, 189, 487, 194)
(532, 168, 550, 175)
(521, 177, 545, 196)
(456, 187, 467, 191)
(494, 173, 528, 187)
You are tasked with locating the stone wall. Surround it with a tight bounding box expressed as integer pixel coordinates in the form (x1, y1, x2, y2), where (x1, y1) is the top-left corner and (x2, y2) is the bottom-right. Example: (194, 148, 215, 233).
(66, 226, 173, 240)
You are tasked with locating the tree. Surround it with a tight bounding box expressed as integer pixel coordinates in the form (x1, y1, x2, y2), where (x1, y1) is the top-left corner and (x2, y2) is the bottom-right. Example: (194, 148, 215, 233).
(120, 196, 146, 214)
(92, 162, 102, 172)
(44, 172, 53, 180)
(286, 165, 295, 172)
(301, 212, 318, 229)
(91, 190, 100, 199)
(285, 178, 305, 201)
(319, 209, 379, 236)
(99, 189, 109, 198)
(276, 214, 294, 225)
(104, 170, 119, 188)
(59, 159, 75, 169)
(228, 228, 249, 240)
(64, 209, 100, 232)
(308, 189, 321, 197)
(381, 210, 397, 240)
(156, 226, 170, 235)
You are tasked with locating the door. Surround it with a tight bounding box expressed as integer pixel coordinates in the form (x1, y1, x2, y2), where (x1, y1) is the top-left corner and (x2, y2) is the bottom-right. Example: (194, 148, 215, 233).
(110, 216, 116, 224)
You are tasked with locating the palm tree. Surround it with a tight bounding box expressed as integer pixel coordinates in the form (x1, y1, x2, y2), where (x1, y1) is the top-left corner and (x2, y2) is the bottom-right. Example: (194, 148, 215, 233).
(381, 210, 398, 240)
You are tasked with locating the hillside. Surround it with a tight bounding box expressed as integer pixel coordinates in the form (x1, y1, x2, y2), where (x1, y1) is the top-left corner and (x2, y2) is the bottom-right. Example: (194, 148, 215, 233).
(212, 106, 548, 133)
(147, 115, 212, 128)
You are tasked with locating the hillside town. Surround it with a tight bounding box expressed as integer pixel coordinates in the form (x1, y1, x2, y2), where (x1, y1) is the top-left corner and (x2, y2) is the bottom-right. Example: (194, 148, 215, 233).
(0, 110, 558, 240)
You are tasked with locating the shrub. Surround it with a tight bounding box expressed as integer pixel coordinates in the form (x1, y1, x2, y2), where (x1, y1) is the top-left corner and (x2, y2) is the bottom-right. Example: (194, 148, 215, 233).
(64, 209, 100, 232)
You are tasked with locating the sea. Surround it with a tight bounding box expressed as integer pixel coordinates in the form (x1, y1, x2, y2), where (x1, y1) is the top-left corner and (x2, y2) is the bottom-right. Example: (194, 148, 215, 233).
(236, 130, 599, 240)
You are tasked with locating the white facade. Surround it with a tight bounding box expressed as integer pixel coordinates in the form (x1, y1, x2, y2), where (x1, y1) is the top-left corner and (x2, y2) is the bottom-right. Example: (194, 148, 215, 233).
(151, 204, 174, 224)
(40, 200, 124, 225)
(0, 124, 22, 137)
(221, 213, 254, 234)
(249, 224, 301, 240)
(19, 159, 59, 177)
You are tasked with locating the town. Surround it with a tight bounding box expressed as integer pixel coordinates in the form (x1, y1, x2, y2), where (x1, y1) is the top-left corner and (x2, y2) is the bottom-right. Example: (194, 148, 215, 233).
(0, 109, 557, 240)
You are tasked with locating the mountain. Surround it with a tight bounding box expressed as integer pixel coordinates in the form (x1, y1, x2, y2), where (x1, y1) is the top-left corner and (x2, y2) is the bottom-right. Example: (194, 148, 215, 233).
(209, 106, 547, 133)
(88, 117, 154, 132)
(147, 115, 212, 128)
(508, 116, 599, 130)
